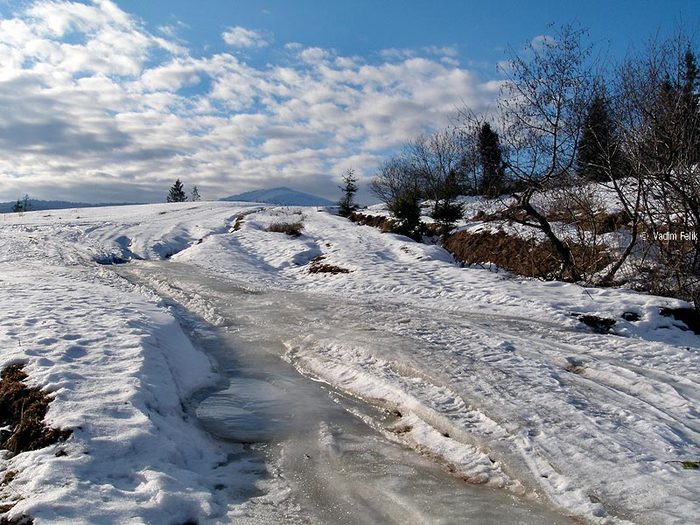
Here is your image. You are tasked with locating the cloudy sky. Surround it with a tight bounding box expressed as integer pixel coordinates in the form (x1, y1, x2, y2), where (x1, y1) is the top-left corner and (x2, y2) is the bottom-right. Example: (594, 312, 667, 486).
(0, 0, 695, 204)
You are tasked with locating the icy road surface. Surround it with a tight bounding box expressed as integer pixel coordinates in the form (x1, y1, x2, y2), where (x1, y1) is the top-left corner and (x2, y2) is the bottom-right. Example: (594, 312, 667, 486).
(118, 260, 575, 524)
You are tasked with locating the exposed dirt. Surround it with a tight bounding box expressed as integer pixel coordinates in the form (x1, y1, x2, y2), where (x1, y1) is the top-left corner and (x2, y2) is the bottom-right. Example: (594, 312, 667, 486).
(659, 307, 700, 334)
(571, 313, 617, 333)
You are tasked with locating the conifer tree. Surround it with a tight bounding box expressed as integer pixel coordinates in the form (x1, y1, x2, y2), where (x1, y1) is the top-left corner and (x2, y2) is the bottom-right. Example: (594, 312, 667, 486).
(477, 122, 505, 197)
(167, 179, 187, 203)
(681, 47, 700, 163)
(576, 94, 623, 181)
(338, 168, 358, 216)
(190, 185, 201, 202)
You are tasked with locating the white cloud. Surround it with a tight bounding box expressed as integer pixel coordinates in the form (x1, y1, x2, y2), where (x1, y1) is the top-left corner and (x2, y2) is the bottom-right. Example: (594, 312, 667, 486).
(0, 1, 499, 204)
(423, 45, 458, 57)
(222, 26, 270, 48)
(531, 34, 556, 51)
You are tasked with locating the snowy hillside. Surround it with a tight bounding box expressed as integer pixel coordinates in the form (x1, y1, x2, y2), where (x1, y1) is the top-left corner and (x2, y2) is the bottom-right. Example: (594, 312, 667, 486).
(0, 202, 698, 524)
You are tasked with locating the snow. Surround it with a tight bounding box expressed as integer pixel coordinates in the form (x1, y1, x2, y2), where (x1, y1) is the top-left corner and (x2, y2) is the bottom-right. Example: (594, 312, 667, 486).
(0, 201, 698, 524)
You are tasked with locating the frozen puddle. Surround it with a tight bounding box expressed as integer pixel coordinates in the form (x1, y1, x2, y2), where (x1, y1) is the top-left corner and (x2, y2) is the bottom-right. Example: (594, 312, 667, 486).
(197, 378, 296, 442)
(117, 261, 575, 524)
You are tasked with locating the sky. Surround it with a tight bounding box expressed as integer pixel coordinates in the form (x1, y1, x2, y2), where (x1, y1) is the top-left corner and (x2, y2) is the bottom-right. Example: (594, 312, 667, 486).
(0, 0, 696, 204)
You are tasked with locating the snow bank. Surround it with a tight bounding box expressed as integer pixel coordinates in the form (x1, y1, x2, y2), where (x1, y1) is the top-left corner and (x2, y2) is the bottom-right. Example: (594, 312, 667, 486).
(1, 202, 698, 524)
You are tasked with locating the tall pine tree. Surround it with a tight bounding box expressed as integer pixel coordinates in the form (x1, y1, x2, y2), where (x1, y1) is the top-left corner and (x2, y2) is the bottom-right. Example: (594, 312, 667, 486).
(338, 169, 358, 216)
(477, 122, 505, 197)
(167, 179, 187, 202)
(681, 47, 699, 163)
(576, 94, 623, 181)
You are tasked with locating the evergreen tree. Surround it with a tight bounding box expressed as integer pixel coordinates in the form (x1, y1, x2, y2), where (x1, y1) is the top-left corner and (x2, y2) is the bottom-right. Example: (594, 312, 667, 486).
(431, 169, 463, 239)
(190, 185, 201, 202)
(477, 122, 505, 197)
(167, 179, 187, 203)
(12, 199, 23, 213)
(338, 168, 359, 216)
(388, 189, 423, 240)
(681, 47, 700, 163)
(576, 94, 623, 181)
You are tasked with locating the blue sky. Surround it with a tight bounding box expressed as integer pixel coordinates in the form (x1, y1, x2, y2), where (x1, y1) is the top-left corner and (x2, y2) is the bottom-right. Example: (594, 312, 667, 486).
(0, 0, 696, 204)
(123, 0, 698, 74)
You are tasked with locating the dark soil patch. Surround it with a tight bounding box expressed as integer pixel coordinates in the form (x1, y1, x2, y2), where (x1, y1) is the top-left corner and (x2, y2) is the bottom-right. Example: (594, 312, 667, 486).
(659, 307, 700, 334)
(0, 365, 71, 454)
(308, 255, 351, 274)
(267, 221, 303, 237)
(622, 312, 641, 322)
(94, 255, 129, 265)
(571, 313, 616, 333)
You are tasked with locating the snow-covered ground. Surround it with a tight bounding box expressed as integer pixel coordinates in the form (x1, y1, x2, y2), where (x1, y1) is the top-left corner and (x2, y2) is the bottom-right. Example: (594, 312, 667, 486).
(0, 202, 698, 524)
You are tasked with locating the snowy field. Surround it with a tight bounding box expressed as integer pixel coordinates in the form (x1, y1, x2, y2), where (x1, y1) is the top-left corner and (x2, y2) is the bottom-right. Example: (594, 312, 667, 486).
(0, 201, 698, 524)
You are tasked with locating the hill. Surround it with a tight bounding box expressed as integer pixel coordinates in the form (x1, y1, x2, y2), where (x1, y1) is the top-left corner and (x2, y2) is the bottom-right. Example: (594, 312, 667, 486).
(0, 199, 134, 213)
(221, 187, 335, 206)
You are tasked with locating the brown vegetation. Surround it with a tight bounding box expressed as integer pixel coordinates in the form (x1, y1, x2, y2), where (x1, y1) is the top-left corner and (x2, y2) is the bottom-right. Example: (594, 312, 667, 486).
(0, 365, 71, 454)
(348, 211, 394, 231)
(443, 229, 612, 281)
(267, 221, 303, 237)
(308, 255, 351, 274)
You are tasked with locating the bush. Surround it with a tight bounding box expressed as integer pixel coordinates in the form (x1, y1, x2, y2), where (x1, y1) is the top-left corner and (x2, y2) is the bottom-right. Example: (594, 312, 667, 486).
(267, 221, 304, 237)
(387, 191, 423, 240)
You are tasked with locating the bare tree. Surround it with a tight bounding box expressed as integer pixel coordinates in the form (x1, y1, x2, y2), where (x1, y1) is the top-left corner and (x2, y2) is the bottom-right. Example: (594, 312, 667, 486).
(616, 34, 700, 304)
(498, 25, 594, 281)
(370, 156, 423, 238)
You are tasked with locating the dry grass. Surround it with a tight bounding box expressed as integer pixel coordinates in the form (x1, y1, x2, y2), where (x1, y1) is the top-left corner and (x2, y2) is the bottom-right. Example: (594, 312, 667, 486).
(308, 255, 351, 274)
(0, 365, 71, 454)
(348, 212, 395, 232)
(267, 221, 304, 237)
(444, 230, 562, 278)
(444, 229, 613, 281)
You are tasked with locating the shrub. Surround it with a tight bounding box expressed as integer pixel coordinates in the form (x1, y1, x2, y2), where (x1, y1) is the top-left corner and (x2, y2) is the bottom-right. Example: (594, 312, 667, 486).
(267, 221, 303, 237)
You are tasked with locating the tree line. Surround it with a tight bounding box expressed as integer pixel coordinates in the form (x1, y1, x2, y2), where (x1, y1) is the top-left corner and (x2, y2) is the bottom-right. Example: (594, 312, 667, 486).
(368, 26, 700, 307)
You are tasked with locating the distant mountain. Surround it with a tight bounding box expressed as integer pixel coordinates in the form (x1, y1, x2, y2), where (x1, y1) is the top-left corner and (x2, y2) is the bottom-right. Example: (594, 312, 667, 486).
(221, 187, 335, 206)
(0, 199, 134, 213)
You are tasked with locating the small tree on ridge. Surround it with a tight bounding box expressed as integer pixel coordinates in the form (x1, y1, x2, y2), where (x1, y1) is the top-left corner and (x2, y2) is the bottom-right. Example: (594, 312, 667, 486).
(167, 179, 187, 203)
